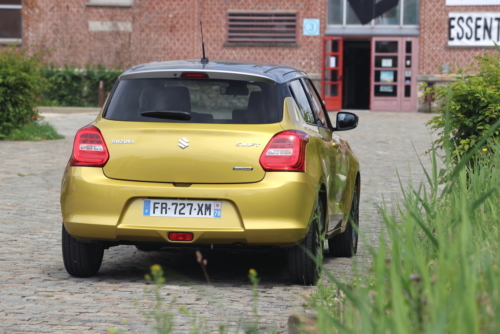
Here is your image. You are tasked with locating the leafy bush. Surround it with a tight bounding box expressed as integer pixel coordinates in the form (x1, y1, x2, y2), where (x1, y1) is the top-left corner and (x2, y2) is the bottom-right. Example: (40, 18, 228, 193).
(0, 47, 47, 138)
(40, 66, 85, 107)
(426, 53, 500, 162)
(84, 65, 122, 107)
(5, 119, 64, 141)
(40, 65, 121, 107)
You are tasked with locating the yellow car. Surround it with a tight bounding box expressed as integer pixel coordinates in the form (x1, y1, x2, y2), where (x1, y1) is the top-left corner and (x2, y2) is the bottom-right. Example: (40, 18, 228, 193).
(61, 59, 360, 285)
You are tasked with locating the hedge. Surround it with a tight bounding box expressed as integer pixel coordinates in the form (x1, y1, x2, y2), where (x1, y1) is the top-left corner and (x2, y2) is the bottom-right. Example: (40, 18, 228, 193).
(40, 65, 122, 107)
(0, 47, 47, 138)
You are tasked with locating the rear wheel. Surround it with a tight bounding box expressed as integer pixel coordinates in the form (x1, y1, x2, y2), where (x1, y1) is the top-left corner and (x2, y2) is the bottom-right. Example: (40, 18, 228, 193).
(329, 185, 359, 257)
(62, 224, 104, 277)
(288, 199, 324, 285)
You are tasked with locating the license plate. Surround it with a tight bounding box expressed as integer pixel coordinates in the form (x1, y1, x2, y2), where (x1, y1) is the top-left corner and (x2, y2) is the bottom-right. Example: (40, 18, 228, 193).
(143, 199, 222, 218)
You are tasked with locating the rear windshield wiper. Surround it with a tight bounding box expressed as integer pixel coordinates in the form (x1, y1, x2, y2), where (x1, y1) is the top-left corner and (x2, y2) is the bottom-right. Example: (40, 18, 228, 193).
(140, 110, 191, 121)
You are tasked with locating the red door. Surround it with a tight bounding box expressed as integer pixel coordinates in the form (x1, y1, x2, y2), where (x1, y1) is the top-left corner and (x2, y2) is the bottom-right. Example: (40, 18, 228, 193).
(321, 37, 343, 111)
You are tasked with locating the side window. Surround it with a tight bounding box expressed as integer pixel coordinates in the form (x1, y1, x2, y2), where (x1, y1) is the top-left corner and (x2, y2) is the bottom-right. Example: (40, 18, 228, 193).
(303, 79, 328, 127)
(289, 80, 316, 124)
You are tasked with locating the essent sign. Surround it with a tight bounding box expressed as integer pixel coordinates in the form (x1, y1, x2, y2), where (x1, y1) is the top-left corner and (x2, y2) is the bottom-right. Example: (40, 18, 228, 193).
(448, 12, 500, 47)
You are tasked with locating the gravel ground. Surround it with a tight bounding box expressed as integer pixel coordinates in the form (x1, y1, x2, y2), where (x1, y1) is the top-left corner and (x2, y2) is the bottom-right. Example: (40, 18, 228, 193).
(0, 110, 437, 333)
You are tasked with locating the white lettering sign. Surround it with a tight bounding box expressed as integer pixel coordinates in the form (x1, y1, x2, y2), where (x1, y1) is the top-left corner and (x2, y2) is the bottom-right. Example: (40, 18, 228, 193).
(447, 0, 500, 6)
(448, 13, 500, 46)
(329, 56, 336, 68)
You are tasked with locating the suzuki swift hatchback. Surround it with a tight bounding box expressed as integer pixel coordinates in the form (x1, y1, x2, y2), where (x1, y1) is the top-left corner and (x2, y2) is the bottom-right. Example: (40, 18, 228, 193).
(61, 59, 360, 285)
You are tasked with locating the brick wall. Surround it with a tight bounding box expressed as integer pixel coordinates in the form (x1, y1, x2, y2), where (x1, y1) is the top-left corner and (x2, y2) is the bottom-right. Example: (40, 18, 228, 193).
(419, 0, 500, 76)
(20, 0, 325, 75)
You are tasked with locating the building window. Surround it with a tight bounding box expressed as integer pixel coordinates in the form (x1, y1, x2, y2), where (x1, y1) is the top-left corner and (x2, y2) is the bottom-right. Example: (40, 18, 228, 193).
(226, 11, 297, 45)
(0, 0, 22, 43)
(328, 0, 419, 26)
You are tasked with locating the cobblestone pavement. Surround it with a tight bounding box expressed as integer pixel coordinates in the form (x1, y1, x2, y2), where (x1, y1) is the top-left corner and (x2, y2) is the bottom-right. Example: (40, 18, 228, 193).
(0, 111, 437, 333)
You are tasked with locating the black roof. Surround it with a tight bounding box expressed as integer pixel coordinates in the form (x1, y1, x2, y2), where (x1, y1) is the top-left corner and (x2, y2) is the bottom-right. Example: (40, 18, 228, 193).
(119, 59, 308, 84)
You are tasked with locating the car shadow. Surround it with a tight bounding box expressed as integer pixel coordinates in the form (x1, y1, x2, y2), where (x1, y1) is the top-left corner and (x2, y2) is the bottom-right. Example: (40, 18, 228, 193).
(93, 245, 294, 287)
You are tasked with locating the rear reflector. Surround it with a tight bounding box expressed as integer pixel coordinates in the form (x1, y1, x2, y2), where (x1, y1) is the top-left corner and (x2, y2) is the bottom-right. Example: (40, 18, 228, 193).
(180, 72, 209, 78)
(259, 130, 309, 172)
(70, 125, 109, 167)
(168, 232, 194, 241)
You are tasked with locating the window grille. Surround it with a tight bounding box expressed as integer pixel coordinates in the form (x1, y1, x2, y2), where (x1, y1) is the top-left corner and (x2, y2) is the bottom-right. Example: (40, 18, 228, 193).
(226, 11, 297, 44)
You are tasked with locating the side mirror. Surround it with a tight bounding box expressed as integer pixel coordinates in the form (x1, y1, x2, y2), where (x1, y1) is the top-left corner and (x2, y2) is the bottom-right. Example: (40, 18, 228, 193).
(335, 112, 358, 131)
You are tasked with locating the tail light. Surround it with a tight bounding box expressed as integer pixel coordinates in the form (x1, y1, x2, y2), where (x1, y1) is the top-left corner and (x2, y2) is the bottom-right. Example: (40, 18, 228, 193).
(69, 125, 109, 167)
(259, 130, 309, 172)
(168, 232, 193, 241)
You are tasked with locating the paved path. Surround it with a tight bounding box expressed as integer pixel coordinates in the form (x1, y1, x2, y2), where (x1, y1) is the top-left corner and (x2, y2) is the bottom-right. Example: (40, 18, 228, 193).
(0, 111, 437, 333)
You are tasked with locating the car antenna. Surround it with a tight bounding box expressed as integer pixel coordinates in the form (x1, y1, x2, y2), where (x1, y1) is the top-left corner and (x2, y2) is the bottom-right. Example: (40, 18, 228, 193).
(200, 21, 209, 65)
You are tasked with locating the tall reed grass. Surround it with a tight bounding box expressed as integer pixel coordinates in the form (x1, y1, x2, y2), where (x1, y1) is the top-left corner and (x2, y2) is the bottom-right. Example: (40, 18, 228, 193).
(310, 111, 500, 333)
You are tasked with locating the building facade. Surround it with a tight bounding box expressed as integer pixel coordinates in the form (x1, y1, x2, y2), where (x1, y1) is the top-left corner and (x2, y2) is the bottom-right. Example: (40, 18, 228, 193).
(2, 0, 500, 112)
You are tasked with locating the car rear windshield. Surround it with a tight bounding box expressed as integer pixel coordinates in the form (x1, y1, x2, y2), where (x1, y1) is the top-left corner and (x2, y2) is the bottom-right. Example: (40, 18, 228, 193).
(104, 78, 280, 124)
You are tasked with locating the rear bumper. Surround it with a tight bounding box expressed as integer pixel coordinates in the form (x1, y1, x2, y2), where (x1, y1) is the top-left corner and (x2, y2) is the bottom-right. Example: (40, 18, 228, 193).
(61, 167, 317, 247)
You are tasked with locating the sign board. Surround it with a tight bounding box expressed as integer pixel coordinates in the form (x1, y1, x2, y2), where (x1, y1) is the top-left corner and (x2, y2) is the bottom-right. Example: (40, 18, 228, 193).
(303, 19, 320, 36)
(329, 56, 336, 68)
(448, 12, 500, 46)
(447, 0, 500, 5)
(381, 59, 393, 67)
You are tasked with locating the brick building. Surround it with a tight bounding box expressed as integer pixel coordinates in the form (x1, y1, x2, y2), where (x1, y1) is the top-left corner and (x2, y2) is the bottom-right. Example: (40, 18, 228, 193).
(2, 0, 500, 111)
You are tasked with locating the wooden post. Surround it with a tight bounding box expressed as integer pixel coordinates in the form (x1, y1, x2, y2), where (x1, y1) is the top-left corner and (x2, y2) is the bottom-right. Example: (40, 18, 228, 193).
(98, 80, 105, 108)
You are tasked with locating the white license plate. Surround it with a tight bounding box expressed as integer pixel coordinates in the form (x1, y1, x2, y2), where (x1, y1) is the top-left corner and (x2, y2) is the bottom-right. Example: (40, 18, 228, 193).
(143, 199, 221, 218)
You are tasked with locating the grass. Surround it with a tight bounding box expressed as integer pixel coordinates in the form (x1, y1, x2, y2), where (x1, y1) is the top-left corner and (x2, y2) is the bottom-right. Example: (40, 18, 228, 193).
(3, 121, 64, 141)
(307, 115, 500, 333)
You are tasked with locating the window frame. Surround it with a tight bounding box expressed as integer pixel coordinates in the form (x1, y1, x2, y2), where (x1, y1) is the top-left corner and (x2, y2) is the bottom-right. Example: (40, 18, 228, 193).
(86, 0, 133, 7)
(301, 78, 333, 129)
(225, 10, 298, 46)
(0, 1, 22, 44)
(103, 78, 281, 125)
(327, 0, 419, 28)
(288, 78, 333, 130)
(288, 79, 318, 126)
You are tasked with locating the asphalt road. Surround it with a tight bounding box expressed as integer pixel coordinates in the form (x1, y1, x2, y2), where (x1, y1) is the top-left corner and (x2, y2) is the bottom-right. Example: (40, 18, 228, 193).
(0, 110, 437, 333)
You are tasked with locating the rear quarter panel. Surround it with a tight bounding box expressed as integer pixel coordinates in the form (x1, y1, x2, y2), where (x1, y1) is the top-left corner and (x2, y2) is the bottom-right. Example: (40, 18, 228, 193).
(280, 97, 360, 233)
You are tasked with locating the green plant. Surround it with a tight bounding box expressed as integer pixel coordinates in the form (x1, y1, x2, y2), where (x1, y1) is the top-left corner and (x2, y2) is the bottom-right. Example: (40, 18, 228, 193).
(40, 65, 121, 107)
(83, 64, 121, 107)
(245, 269, 261, 334)
(309, 110, 500, 333)
(40, 66, 85, 107)
(0, 46, 48, 138)
(425, 52, 500, 163)
(5, 120, 64, 141)
(110, 262, 267, 333)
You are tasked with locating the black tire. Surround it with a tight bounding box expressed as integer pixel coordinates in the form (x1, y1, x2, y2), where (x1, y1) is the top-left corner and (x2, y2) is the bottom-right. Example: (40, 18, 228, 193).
(135, 244, 163, 252)
(62, 224, 104, 277)
(288, 199, 324, 285)
(328, 185, 359, 257)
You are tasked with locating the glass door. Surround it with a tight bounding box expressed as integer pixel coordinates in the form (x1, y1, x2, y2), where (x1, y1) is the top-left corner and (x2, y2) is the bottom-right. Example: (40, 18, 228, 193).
(370, 37, 419, 111)
(321, 37, 343, 111)
(401, 38, 419, 112)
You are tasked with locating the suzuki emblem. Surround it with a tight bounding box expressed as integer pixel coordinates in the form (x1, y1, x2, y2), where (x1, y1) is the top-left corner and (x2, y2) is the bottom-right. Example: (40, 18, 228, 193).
(178, 138, 190, 149)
